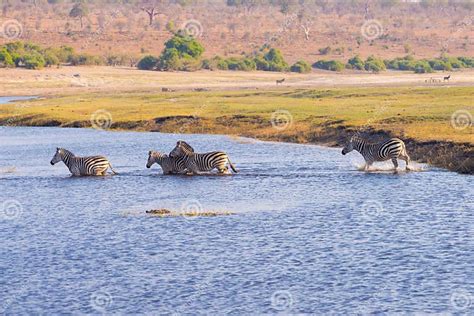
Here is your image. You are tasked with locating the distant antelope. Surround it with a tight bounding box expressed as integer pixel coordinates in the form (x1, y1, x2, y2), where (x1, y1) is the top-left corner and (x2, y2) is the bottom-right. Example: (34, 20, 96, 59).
(276, 78, 285, 85)
(443, 75, 451, 82)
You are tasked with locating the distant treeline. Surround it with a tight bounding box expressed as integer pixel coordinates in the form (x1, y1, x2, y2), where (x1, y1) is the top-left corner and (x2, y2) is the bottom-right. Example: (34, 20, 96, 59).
(0, 41, 136, 69)
(1, 39, 473, 74)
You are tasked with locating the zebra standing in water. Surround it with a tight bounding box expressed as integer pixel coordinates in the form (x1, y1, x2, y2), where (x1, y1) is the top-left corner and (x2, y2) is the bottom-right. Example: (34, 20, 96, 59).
(342, 135, 410, 171)
(170, 141, 238, 175)
(146, 151, 188, 175)
(50, 148, 117, 176)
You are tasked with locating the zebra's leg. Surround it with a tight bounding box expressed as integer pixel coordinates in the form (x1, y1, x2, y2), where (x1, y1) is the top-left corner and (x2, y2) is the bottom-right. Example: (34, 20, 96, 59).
(391, 158, 399, 172)
(401, 154, 411, 171)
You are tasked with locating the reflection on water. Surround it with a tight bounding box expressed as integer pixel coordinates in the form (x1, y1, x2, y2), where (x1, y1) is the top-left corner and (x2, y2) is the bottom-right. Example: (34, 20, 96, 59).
(0, 127, 472, 314)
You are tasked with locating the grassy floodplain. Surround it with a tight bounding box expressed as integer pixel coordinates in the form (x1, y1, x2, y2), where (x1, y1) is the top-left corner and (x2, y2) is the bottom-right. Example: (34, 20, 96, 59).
(0, 68, 472, 173)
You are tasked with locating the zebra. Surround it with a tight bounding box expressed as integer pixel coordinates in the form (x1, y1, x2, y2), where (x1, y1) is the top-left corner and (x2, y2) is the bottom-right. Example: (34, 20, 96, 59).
(341, 135, 410, 171)
(169, 141, 238, 175)
(50, 148, 117, 176)
(146, 151, 188, 175)
(443, 74, 451, 82)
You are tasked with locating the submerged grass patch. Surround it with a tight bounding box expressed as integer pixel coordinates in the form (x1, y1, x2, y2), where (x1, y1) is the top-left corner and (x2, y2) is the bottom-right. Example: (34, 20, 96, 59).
(146, 209, 235, 217)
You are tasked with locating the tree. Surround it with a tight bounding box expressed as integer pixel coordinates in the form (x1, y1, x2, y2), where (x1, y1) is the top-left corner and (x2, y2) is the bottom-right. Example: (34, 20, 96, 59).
(69, 1, 89, 29)
(141, 0, 162, 26)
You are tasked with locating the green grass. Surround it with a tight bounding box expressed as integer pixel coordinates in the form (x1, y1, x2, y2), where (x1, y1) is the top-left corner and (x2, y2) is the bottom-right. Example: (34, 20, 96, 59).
(1, 86, 472, 144)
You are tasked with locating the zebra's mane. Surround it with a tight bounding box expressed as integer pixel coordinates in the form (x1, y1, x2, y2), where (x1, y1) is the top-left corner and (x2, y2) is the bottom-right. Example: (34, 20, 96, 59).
(177, 141, 194, 152)
(58, 148, 75, 157)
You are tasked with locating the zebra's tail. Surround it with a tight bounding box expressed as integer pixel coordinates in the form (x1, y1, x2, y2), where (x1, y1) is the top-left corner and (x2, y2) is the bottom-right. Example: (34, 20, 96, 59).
(109, 162, 118, 175)
(227, 157, 238, 173)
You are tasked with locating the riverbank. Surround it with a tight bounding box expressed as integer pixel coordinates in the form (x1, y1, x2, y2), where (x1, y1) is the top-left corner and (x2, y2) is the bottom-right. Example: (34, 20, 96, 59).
(0, 86, 472, 174)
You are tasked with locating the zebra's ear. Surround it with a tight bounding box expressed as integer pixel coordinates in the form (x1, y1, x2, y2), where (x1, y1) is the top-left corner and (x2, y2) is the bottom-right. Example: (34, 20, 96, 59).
(148, 150, 152, 155)
(56, 147, 60, 151)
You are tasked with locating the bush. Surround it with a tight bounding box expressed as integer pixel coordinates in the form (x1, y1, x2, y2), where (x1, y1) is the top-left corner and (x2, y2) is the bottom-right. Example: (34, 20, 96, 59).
(0, 48, 14, 67)
(290, 60, 311, 73)
(413, 60, 433, 73)
(254, 47, 288, 72)
(457, 56, 474, 68)
(364, 56, 386, 72)
(23, 52, 45, 69)
(137, 55, 159, 70)
(157, 33, 205, 71)
(312, 60, 345, 72)
(427, 59, 451, 71)
(346, 55, 365, 70)
(43, 49, 60, 67)
(68, 54, 104, 66)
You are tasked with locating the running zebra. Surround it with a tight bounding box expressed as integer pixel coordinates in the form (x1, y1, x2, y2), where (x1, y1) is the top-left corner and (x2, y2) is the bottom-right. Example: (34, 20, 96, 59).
(341, 135, 410, 171)
(146, 151, 188, 175)
(50, 148, 117, 176)
(169, 141, 238, 174)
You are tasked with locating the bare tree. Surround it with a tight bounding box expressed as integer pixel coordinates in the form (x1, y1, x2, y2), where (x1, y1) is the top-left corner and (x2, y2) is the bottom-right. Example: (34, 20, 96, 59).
(140, 0, 162, 26)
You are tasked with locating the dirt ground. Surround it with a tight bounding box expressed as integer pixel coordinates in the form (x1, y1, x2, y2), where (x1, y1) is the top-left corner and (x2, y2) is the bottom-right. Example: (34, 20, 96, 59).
(1, 66, 473, 96)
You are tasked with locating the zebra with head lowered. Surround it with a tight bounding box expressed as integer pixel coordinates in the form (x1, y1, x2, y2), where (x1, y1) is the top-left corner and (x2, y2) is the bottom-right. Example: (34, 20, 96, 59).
(170, 141, 238, 175)
(341, 135, 410, 172)
(146, 151, 188, 175)
(50, 148, 117, 176)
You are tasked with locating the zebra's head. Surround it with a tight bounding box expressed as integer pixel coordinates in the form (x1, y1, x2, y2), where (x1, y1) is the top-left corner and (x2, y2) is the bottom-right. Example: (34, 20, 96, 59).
(342, 135, 363, 155)
(169, 141, 194, 157)
(50, 147, 64, 165)
(147, 151, 166, 168)
(342, 136, 357, 155)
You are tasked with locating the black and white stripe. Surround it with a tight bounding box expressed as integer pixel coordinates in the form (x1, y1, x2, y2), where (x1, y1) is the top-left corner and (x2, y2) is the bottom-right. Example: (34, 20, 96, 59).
(146, 151, 188, 175)
(342, 135, 410, 171)
(169, 141, 238, 174)
(50, 148, 117, 176)
(169, 140, 194, 157)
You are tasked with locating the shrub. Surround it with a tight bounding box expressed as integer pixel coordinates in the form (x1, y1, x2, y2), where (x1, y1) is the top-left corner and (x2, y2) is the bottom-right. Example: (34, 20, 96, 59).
(413, 60, 433, 73)
(312, 60, 345, 72)
(43, 49, 60, 67)
(23, 52, 46, 69)
(0, 48, 14, 67)
(364, 56, 386, 72)
(427, 59, 451, 71)
(68, 54, 104, 66)
(157, 33, 205, 71)
(254, 48, 288, 72)
(137, 55, 159, 70)
(458, 56, 474, 67)
(346, 55, 365, 70)
(290, 60, 311, 73)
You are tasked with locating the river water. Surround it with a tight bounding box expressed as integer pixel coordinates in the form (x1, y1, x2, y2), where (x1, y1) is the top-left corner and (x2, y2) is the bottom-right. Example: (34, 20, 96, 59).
(0, 126, 472, 314)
